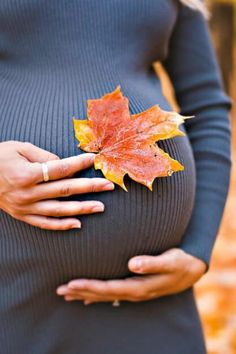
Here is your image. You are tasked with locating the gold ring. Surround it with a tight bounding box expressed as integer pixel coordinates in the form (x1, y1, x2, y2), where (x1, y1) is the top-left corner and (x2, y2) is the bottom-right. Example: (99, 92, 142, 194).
(41, 162, 49, 182)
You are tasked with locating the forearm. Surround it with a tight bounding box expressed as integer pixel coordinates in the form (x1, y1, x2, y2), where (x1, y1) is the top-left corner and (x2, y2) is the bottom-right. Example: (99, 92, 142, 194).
(179, 105, 232, 266)
(163, 3, 232, 267)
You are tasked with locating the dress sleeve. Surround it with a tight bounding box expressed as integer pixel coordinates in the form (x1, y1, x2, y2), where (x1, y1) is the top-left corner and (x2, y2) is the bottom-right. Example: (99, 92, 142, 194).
(162, 3, 232, 267)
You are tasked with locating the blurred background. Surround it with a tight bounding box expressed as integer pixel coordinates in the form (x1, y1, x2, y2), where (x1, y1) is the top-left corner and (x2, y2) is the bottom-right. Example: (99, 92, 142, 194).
(195, 1, 236, 353)
(155, 1, 236, 352)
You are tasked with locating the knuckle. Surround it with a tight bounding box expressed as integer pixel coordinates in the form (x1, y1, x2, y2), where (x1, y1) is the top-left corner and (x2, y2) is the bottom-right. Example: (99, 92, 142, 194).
(166, 260, 176, 273)
(12, 171, 32, 187)
(134, 288, 147, 299)
(88, 181, 99, 193)
(76, 206, 85, 215)
(23, 142, 33, 150)
(172, 253, 180, 263)
(10, 210, 21, 220)
(60, 183, 72, 196)
(47, 152, 59, 161)
(174, 248, 184, 260)
(37, 216, 52, 230)
(104, 284, 116, 295)
(54, 206, 62, 216)
(173, 251, 184, 267)
(58, 161, 70, 178)
(141, 259, 150, 270)
(38, 221, 48, 230)
(77, 202, 90, 214)
(79, 157, 89, 170)
(11, 204, 25, 214)
(106, 284, 123, 297)
(14, 190, 31, 205)
(58, 222, 73, 230)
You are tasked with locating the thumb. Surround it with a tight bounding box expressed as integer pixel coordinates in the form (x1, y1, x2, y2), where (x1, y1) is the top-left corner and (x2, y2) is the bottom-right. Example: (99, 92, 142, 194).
(18, 142, 60, 163)
(128, 251, 176, 274)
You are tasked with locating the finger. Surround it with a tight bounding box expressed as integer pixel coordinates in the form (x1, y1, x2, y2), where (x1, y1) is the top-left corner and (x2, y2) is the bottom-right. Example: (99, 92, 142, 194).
(27, 178, 114, 201)
(64, 294, 113, 304)
(83, 300, 93, 305)
(57, 287, 105, 299)
(64, 295, 81, 301)
(20, 214, 81, 230)
(128, 253, 177, 274)
(18, 142, 60, 163)
(21, 200, 105, 217)
(56, 285, 69, 295)
(60, 288, 122, 303)
(66, 294, 115, 304)
(69, 291, 118, 303)
(57, 286, 106, 302)
(30, 153, 96, 184)
(58, 274, 175, 301)
(82, 298, 113, 305)
(67, 278, 148, 299)
(63, 285, 160, 302)
(64, 295, 86, 302)
(62, 289, 112, 301)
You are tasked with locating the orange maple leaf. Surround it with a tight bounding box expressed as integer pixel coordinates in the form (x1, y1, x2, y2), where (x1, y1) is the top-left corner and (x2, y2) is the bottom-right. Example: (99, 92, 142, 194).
(73, 86, 187, 191)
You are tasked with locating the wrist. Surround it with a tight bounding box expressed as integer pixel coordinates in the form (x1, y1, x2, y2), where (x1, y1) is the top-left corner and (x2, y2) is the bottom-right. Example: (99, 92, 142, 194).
(182, 250, 207, 279)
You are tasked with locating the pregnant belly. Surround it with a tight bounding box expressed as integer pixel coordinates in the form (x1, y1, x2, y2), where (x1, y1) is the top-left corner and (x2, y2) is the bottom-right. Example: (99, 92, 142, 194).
(0, 129, 196, 284)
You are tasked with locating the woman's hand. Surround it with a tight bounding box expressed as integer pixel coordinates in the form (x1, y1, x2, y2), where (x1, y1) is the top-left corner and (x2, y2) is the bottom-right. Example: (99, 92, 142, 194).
(57, 248, 207, 304)
(0, 141, 114, 230)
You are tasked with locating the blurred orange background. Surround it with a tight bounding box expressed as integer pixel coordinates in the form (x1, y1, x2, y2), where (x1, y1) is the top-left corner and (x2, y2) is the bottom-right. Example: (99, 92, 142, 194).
(196, 2, 236, 353)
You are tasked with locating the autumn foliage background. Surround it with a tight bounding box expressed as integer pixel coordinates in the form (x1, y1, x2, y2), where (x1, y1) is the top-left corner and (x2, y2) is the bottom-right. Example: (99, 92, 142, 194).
(157, 2, 236, 353)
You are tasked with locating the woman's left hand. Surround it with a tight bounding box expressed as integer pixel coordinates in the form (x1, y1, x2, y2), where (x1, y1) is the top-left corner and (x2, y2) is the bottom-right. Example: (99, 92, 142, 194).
(56, 248, 207, 304)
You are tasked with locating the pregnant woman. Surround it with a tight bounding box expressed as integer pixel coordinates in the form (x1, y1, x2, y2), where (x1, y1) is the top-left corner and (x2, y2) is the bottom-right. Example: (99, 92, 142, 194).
(0, 1, 231, 353)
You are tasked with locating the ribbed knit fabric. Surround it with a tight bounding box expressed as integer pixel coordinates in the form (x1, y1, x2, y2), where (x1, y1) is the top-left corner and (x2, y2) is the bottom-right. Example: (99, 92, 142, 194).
(0, 1, 231, 354)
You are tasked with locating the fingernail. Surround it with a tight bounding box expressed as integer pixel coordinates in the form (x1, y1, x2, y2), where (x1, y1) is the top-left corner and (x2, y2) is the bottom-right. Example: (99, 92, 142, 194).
(103, 182, 115, 190)
(57, 287, 67, 295)
(132, 259, 142, 270)
(92, 203, 105, 212)
(72, 221, 81, 229)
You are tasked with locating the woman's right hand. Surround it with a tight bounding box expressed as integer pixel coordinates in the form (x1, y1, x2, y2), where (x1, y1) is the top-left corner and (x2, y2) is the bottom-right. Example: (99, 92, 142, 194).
(0, 141, 115, 230)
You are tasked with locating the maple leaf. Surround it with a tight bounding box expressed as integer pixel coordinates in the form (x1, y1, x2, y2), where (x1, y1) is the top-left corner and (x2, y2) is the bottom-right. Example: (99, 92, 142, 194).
(73, 86, 188, 191)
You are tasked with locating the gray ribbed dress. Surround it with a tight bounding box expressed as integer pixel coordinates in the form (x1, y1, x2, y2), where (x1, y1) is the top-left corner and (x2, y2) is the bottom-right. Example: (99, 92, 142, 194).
(0, 1, 231, 354)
